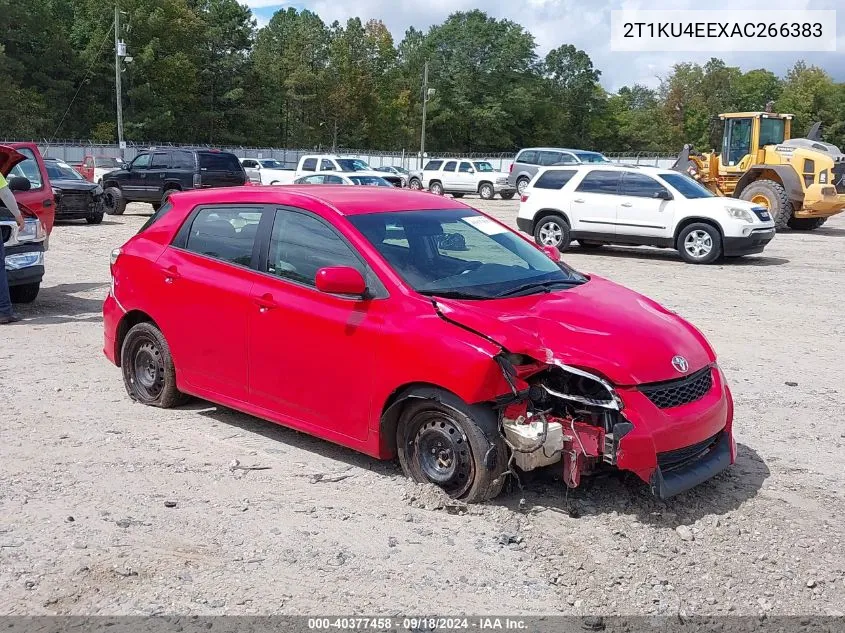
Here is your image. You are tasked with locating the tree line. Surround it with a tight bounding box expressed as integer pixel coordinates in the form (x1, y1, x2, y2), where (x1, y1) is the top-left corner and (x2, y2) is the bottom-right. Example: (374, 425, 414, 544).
(2, 0, 844, 153)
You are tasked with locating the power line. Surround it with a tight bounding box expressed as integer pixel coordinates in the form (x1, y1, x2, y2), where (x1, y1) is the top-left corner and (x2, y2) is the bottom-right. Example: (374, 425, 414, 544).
(49, 21, 116, 145)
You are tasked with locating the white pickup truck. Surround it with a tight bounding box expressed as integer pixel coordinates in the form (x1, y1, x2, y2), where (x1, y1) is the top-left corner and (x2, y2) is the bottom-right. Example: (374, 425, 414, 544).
(408, 159, 515, 200)
(295, 155, 405, 187)
(239, 158, 297, 185)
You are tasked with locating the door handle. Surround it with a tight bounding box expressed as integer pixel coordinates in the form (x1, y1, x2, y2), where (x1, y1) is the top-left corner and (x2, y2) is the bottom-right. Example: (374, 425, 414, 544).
(621, 202, 633, 207)
(163, 266, 181, 284)
(254, 293, 278, 312)
(573, 198, 585, 203)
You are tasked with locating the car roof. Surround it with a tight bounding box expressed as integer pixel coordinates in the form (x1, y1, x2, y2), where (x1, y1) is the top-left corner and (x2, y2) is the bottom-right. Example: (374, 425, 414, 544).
(172, 185, 467, 216)
(518, 147, 589, 154)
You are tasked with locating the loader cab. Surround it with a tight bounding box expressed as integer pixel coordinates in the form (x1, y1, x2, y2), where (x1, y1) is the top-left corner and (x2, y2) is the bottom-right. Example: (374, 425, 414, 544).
(720, 112, 792, 171)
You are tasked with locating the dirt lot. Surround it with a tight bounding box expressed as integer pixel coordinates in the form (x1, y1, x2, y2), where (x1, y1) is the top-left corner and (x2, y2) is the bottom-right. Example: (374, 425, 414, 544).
(1, 199, 844, 616)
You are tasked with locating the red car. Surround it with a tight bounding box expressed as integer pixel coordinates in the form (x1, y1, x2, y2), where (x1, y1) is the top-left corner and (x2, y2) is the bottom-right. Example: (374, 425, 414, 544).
(103, 186, 735, 502)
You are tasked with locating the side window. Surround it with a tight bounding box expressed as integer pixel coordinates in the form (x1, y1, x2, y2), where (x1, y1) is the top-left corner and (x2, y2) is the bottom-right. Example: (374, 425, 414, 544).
(242, 160, 256, 168)
(301, 158, 317, 172)
(556, 153, 578, 165)
(459, 162, 473, 173)
(320, 160, 335, 171)
(538, 151, 563, 166)
(171, 151, 194, 169)
(306, 175, 325, 184)
(325, 175, 344, 184)
(423, 160, 443, 170)
(266, 210, 365, 286)
(619, 172, 669, 198)
(443, 161, 457, 172)
(575, 170, 622, 194)
(517, 150, 538, 165)
(150, 152, 170, 169)
(534, 169, 577, 190)
(131, 154, 152, 169)
(8, 148, 43, 189)
(183, 206, 263, 267)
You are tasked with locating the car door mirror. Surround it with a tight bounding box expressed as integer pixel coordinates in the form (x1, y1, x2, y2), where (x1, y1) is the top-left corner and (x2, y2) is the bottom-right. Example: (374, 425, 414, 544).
(653, 190, 672, 200)
(7, 176, 31, 192)
(468, 168, 475, 174)
(315, 266, 367, 297)
(542, 245, 561, 262)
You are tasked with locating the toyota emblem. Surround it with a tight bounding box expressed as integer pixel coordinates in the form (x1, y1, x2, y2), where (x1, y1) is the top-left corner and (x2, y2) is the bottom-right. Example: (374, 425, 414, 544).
(672, 356, 689, 373)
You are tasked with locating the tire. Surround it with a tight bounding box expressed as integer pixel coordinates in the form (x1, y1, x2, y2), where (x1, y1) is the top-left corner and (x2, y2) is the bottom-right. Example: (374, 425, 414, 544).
(409, 178, 422, 191)
(10, 282, 39, 304)
(577, 240, 603, 249)
(160, 187, 179, 208)
(103, 187, 126, 215)
(150, 203, 160, 212)
(397, 395, 507, 503)
(739, 179, 791, 230)
(500, 191, 515, 200)
(478, 182, 494, 200)
(120, 322, 188, 408)
(86, 211, 104, 225)
(533, 214, 571, 251)
(429, 181, 444, 196)
(452, 193, 464, 199)
(516, 177, 530, 195)
(787, 217, 827, 230)
(677, 222, 723, 264)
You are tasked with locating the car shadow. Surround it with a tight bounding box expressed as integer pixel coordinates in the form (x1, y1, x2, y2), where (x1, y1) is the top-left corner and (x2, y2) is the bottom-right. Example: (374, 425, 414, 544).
(192, 404, 402, 479)
(15, 282, 106, 325)
(808, 226, 845, 237)
(571, 246, 789, 266)
(493, 442, 769, 527)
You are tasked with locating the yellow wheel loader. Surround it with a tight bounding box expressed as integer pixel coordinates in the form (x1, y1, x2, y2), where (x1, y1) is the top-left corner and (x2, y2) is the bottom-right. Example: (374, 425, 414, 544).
(672, 112, 845, 230)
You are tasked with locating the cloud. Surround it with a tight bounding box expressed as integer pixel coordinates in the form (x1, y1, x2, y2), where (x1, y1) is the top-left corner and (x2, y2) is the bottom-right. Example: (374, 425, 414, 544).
(244, 0, 845, 91)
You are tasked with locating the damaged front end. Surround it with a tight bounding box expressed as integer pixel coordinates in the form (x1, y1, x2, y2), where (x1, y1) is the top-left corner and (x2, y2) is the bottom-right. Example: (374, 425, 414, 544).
(496, 354, 633, 490)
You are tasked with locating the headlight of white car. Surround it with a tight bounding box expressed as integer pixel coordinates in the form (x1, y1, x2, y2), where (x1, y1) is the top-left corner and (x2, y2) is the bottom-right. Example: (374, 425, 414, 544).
(726, 207, 755, 223)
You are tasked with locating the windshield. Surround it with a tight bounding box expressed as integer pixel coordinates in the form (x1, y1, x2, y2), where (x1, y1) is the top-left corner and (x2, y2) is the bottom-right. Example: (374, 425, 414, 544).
(260, 159, 285, 169)
(473, 162, 495, 172)
(349, 176, 393, 187)
(659, 173, 715, 199)
(348, 209, 587, 299)
(573, 152, 610, 164)
(45, 161, 84, 181)
(336, 159, 371, 172)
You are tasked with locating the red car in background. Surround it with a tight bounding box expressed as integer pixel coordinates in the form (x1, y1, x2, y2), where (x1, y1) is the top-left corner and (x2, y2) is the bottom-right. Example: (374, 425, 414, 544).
(103, 187, 735, 502)
(3, 142, 56, 234)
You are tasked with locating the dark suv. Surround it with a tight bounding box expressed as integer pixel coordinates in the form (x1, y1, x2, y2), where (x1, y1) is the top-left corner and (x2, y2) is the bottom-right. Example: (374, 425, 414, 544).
(101, 148, 247, 215)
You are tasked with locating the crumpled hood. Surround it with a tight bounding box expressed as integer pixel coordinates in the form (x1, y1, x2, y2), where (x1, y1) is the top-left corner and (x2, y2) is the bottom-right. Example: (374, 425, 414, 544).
(434, 275, 715, 386)
(0, 145, 26, 176)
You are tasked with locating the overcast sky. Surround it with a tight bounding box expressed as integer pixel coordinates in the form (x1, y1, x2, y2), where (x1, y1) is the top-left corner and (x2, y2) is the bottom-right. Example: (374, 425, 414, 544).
(244, 0, 843, 92)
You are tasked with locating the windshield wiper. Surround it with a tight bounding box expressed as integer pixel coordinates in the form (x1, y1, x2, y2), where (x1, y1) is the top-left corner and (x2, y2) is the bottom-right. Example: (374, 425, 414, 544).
(495, 279, 582, 298)
(419, 289, 490, 300)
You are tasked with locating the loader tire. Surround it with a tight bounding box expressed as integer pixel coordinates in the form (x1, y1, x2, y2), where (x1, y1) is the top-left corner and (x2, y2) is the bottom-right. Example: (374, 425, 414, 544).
(787, 217, 827, 231)
(739, 180, 791, 230)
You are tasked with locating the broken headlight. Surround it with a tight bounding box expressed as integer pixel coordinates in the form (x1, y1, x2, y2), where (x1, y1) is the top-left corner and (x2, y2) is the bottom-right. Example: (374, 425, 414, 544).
(537, 363, 623, 411)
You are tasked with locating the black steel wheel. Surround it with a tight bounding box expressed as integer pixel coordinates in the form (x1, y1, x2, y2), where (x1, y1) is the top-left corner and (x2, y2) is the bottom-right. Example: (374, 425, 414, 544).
(120, 322, 187, 408)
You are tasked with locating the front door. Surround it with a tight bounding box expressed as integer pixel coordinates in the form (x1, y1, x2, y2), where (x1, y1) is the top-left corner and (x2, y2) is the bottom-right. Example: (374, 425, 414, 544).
(569, 169, 622, 235)
(153, 204, 266, 401)
(614, 172, 673, 238)
(455, 161, 476, 193)
(722, 117, 753, 171)
(124, 153, 151, 198)
(248, 207, 385, 443)
(440, 161, 459, 190)
(145, 151, 171, 200)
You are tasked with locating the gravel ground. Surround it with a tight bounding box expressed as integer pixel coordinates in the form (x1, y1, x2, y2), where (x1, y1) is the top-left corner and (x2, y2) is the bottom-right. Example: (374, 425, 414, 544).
(1, 198, 844, 616)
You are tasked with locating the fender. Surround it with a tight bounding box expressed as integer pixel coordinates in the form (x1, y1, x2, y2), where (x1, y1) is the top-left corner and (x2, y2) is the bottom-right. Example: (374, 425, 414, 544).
(734, 166, 803, 203)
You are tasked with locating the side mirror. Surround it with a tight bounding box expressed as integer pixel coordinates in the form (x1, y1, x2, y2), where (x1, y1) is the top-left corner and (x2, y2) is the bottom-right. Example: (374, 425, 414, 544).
(315, 266, 367, 297)
(654, 190, 673, 200)
(542, 245, 561, 262)
(7, 176, 31, 192)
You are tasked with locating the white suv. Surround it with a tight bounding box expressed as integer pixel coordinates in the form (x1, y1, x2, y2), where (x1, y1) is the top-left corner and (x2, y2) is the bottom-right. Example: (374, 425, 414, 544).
(517, 165, 776, 264)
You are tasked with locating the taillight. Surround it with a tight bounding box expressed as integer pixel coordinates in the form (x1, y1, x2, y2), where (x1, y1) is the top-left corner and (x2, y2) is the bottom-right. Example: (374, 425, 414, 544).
(110, 247, 122, 272)
(193, 173, 202, 188)
(509, 163, 513, 173)
(520, 194, 529, 203)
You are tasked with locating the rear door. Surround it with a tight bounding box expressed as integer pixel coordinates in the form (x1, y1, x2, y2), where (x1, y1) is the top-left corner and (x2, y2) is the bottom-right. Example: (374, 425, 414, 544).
(198, 152, 246, 188)
(570, 169, 622, 235)
(615, 172, 673, 238)
(440, 161, 458, 189)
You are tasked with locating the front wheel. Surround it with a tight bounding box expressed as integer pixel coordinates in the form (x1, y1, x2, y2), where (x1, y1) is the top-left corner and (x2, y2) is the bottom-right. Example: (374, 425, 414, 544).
(479, 183, 494, 200)
(103, 187, 126, 215)
(533, 214, 571, 251)
(121, 322, 188, 408)
(397, 397, 507, 503)
(10, 282, 40, 304)
(86, 211, 104, 225)
(429, 181, 444, 196)
(677, 223, 722, 264)
(500, 191, 515, 200)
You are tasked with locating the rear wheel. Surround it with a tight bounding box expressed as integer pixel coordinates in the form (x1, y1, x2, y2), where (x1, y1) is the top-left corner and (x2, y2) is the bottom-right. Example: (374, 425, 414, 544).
(452, 193, 464, 199)
(479, 183, 494, 200)
(409, 178, 422, 191)
(429, 181, 444, 196)
(161, 187, 179, 208)
(677, 223, 722, 264)
(516, 177, 530, 195)
(103, 187, 126, 215)
(10, 282, 40, 304)
(739, 180, 791, 230)
(397, 396, 507, 503)
(121, 322, 187, 408)
(500, 191, 515, 200)
(533, 214, 571, 251)
(787, 217, 827, 230)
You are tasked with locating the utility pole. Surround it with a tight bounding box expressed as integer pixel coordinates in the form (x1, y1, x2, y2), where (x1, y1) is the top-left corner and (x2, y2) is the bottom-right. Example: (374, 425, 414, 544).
(420, 60, 431, 170)
(114, 6, 125, 159)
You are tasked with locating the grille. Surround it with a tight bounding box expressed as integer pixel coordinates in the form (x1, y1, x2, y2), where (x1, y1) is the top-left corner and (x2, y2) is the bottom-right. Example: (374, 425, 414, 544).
(60, 190, 94, 214)
(658, 430, 723, 472)
(639, 366, 713, 409)
(833, 163, 845, 194)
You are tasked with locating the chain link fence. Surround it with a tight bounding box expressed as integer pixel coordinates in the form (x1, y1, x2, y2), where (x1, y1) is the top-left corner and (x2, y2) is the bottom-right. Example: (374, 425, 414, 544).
(2, 139, 679, 171)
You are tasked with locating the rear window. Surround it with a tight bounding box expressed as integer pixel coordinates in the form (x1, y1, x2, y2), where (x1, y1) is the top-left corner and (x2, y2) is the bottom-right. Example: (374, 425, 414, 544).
(576, 170, 622, 194)
(534, 169, 577, 190)
(301, 158, 317, 172)
(517, 150, 538, 165)
(199, 152, 241, 172)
